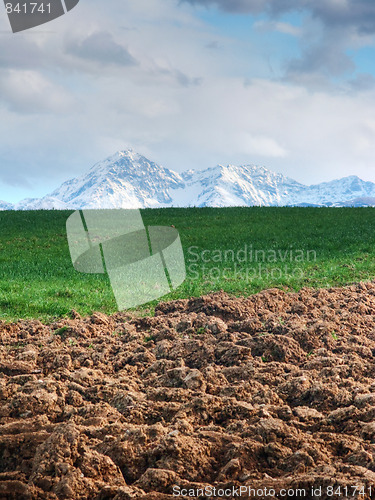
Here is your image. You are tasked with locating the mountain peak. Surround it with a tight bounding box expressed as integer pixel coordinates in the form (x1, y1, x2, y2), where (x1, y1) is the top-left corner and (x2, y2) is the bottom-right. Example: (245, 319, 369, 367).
(43, 149, 184, 209)
(344, 175, 361, 180)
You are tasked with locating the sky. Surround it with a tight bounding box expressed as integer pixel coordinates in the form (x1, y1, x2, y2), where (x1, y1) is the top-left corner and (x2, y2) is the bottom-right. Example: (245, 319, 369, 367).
(2, 0, 375, 202)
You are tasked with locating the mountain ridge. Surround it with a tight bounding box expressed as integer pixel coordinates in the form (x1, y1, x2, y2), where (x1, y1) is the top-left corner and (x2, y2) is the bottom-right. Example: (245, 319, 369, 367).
(5, 149, 375, 209)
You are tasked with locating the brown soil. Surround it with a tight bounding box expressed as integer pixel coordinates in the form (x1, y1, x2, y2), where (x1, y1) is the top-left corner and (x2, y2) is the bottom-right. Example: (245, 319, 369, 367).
(1, 283, 375, 499)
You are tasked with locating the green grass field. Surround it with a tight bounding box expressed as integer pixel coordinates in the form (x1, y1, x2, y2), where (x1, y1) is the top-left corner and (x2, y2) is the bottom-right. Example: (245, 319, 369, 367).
(1, 207, 375, 321)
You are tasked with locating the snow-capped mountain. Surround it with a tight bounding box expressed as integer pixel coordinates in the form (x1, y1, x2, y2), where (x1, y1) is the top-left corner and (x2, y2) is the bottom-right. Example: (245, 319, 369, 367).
(0, 200, 14, 210)
(171, 167, 375, 207)
(172, 164, 304, 207)
(4, 149, 375, 209)
(290, 176, 375, 207)
(29, 150, 184, 210)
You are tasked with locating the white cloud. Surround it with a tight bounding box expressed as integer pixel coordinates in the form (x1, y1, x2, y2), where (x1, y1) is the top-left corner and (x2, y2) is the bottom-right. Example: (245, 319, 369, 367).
(0, 70, 75, 113)
(239, 133, 288, 158)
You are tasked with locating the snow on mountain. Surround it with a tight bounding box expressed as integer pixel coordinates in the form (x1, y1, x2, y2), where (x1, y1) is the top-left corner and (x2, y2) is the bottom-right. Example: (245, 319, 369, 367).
(171, 166, 375, 207)
(5, 149, 375, 209)
(172, 164, 304, 207)
(332, 196, 375, 207)
(0, 200, 14, 210)
(290, 176, 375, 206)
(14, 197, 70, 210)
(43, 150, 184, 209)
